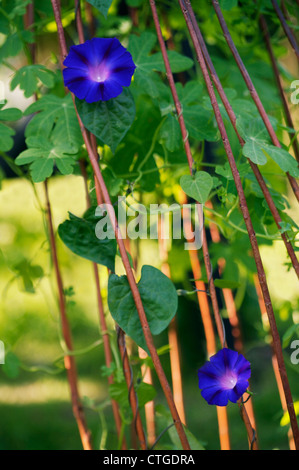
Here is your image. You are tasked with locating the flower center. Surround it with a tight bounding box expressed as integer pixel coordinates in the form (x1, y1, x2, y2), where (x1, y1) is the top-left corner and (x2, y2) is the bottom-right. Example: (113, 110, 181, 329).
(89, 63, 110, 83)
(220, 371, 238, 390)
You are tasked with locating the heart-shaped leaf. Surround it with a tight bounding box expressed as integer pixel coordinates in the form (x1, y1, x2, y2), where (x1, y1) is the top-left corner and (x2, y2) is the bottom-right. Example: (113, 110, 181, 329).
(180, 171, 213, 204)
(75, 88, 135, 153)
(108, 265, 178, 353)
(58, 208, 117, 271)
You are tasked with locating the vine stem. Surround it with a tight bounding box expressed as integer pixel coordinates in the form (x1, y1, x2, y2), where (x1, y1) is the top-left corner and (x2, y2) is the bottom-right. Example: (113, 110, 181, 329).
(271, 0, 299, 61)
(180, 0, 299, 449)
(183, 4, 299, 279)
(211, 0, 299, 204)
(50, 0, 190, 451)
(44, 180, 93, 450)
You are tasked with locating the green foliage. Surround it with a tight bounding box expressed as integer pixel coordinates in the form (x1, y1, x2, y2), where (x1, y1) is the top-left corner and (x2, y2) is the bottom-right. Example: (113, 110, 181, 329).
(58, 208, 117, 272)
(128, 32, 193, 98)
(24, 94, 83, 152)
(1, 0, 299, 452)
(12, 258, 44, 294)
(2, 351, 21, 379)
(10, 65, 55, 98)
(180, 171, 213, 204)
(15, 137, 78, 182)
(108, 265, 178, 353)
(237, 116, 299, 176)
(109, 381, 156, 412)
(76, 88, 136, 153)
(0, 102, 22, 152)
(86, 0, 113, 18)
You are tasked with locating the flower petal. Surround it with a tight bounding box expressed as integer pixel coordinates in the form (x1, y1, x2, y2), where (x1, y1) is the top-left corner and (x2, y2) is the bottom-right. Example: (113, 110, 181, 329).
(233, 354, 251, 380)
(201, 385, 229, 406)
(101, 79, 124, 101)
(227, 379, 249, 403)
(83, 81, 103, 103)
(63, 43, 95, 70)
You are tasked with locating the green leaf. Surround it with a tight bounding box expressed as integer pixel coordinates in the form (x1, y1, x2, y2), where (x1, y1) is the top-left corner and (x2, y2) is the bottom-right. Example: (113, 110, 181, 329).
(0, 123, 15, 152)
(75, 88, 136, 153)
(219, 0, 238, 9)
(159, 114, 181, 152)
(109, 381, 156, 411)
(156, 404, 205, 450)
(183, 105, 219, 142)
(10, 65, 55, 98)
(0, 102, 22, 152)
(13, 259, 44, 293)
(108, 265, 178, 353)
(213, 279, 241, 289)
(236, 116, 298, 175)
(0, 29, 33, 61)
(176, 80, 204, 105)
(15, 138, 78, 182)
(262, 145, 299, 177)
(86, 0, 113, 18)
(128, 32, 193, 99)
(58, 208, 117, 271)
(24, 94, 83, 151)
(180, 171, 213, 204)
(152, 50, 194, 73)
(282, 324, 299, 348)
(0, 103, 23, 122)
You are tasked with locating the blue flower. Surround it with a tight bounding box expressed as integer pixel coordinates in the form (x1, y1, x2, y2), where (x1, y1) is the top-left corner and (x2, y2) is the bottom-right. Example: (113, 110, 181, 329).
(63, 38, 136, 103)
(198, 348, 251, 406)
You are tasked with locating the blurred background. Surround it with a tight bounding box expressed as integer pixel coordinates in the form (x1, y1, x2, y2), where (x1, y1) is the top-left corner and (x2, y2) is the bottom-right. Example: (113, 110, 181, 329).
(0, 0, 299, 450)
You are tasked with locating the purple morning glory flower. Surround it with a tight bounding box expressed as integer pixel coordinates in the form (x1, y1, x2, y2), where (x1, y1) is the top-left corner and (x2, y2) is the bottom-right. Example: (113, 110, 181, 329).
(63, 37, 136, 103)
(198, 348, 251, 406)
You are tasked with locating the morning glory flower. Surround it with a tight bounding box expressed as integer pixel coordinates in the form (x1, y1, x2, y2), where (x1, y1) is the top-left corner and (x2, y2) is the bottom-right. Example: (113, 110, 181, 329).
(63, 37, 136, 103)
(198, 348, 251, 406)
